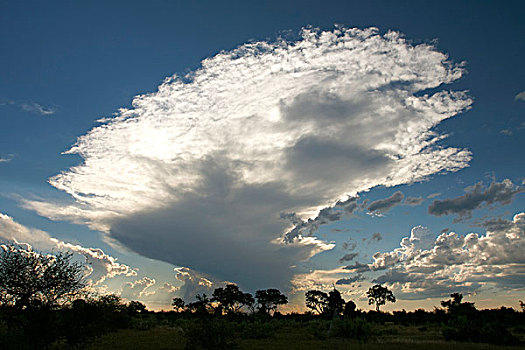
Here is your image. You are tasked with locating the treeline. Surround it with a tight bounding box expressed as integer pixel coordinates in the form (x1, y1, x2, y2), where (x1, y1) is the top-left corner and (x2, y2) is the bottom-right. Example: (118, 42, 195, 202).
(1, 243, 525, 349)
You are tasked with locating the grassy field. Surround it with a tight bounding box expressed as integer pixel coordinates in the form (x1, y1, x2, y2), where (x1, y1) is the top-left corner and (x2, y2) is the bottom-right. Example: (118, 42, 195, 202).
(86, 322, 525, 350)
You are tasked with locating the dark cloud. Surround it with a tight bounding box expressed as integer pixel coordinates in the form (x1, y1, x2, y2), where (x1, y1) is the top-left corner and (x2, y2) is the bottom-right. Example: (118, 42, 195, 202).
(342, 242, 357, 251)
(404, 196, 424, 206)
(368, 191, 404, 214)
(343, 262, 371, 273)
(110, 163, 332, 293)
(478, 217, 513, 232)
(428, 179, 523, 220)
(282, 196, 359, 242)
(336, 274, 362, 285)
(339, 252, 359, 263)
(370, 232, 382, 242)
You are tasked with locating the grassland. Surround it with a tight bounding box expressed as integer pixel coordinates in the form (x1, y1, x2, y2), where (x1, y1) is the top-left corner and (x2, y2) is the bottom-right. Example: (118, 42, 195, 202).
(85, 320, 525, 350)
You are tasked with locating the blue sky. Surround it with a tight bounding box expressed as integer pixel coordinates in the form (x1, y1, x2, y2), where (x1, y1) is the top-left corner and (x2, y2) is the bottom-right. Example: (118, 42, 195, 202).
(0, 0, 524, 311)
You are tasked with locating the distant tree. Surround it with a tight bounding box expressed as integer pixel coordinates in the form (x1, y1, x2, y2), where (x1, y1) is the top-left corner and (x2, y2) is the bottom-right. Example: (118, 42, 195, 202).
(172, 297, 185, 312)
(188, 293, 211, 314)
(96, 294, 125, 311)
(367, 284, 396, 312)
(255, 289, 288, 315)
(343, 300, 357, 317)
(0, 243, 86, 309)
(327, 288, 345, 315)
(441, 293, 476, 315)
(127, 300, 147, 313)
(212, 284, 254, 314)
(520, 300, 525, 312)
(305, 290, 329, 314)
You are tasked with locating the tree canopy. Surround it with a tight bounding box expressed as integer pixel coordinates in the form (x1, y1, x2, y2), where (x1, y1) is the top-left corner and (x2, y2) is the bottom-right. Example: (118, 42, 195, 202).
(367, 284, 396, 312)
(212, 284, 254, 314)
(0, 244, 86, 309)
(255, 288, 288, 314)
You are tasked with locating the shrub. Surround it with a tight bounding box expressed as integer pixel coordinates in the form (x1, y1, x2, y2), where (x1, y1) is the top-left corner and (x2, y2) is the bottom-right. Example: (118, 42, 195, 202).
(442, 316, 518, 344)
(241, 320, 276, 339)
(329, 318, 373, 342)
(183, 318, 239, 350)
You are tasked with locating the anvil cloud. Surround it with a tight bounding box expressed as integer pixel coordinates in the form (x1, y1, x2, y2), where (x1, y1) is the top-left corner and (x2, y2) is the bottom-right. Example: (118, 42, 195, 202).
(26, 27, 472, 293)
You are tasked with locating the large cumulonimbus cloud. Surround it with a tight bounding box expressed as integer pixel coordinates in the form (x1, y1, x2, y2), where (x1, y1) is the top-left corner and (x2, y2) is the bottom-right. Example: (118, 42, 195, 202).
(26, 27, 472, 293)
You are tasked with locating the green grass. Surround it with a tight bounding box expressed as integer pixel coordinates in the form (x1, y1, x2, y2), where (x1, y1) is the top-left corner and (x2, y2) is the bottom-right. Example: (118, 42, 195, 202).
(84, 322, 525, 350)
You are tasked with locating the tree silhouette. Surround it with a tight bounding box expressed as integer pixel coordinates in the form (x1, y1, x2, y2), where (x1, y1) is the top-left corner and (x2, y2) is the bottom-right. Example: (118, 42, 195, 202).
(172, 297, 185, 312)
(127, 300, 147, 313)
(0, 244, 86, 309)
(255, 288, 288, 314)
(441, 293, 476, 315)
(343, 300, 357, 317)
(327, 288, 345, 315)
(212, 284, 254, 314)
(367, 284, 395, 312)
(305, 290, 329, 314)
(188, 293, 211, 314)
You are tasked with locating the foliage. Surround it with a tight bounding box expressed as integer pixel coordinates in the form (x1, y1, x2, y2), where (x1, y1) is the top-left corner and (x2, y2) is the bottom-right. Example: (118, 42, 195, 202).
(255, 289, 288, 315)
(305, 290, 329, 314)
(366, 284, 396, 312)
(0, 244, 86, 309)
(241, 319, 277, 339)
(329, 317, 373, 341)
(172, 297, 185, 312)
(440, 293, 476, 315)
(442, 316, 518, 344)
(127, 300, 147, 314)
(183, 318, 239, 349)
(212, 284, 254, 314)
(327, 288, 345, 315)
(343, 300, 357, 317)
(187, 294, 211, 314)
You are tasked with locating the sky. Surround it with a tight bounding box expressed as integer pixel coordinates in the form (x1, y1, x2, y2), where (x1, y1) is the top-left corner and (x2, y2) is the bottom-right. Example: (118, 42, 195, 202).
(0, 0, 524, 312)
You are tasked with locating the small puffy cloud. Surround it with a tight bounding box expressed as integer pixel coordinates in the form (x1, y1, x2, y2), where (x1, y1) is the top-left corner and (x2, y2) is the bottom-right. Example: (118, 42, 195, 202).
(370, 213, 525, 298)
(428, 179, 524, 220)
(51, 240, 137, 285)
(515, 91, 525, 101)
(405, 196, 424, 206)
(25, 27, 472, 293)
(368, 191, 404, 214)
(0, 212, 135, 286)
(120, 277, 156, 300)
(427, 192, 441, 199)
(21, 102, 56, 115)
(500, 129, 513, 136)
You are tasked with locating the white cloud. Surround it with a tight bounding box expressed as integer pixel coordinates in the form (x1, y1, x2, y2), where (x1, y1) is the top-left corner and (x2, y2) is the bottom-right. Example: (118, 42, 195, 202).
(370, 213, 525, 298)
(21, 102, 56, 115)
(0, 213, 136, 286)
(0, 155, 13, 163)
(515, 91, 525, 101)
(25, 27, 472, 293)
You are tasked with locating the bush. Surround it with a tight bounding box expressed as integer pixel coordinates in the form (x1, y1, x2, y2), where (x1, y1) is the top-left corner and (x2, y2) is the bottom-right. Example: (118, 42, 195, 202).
(130, 314, 158, 330)
(442, 316, 518, 344)
(183, 318, 239, 350)
(241, 320, 276, 339)
(329, 318, 373, 342)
